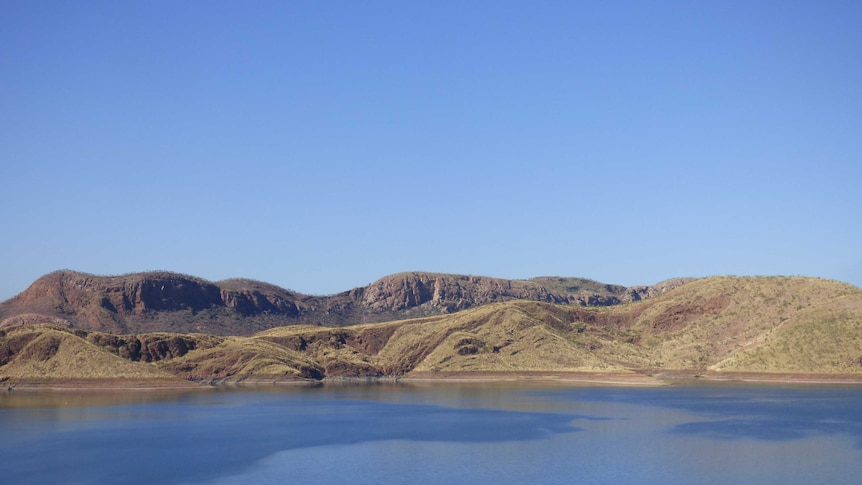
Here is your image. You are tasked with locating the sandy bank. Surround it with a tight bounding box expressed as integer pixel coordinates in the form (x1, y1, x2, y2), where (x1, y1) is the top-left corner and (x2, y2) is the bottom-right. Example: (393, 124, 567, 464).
(5, 371, 862, 392)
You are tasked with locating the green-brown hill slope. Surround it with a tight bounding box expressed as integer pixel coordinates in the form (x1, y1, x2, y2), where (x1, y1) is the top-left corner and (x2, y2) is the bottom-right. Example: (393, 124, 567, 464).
(2, 276, 860, 385)
(0, 325, 178, 382)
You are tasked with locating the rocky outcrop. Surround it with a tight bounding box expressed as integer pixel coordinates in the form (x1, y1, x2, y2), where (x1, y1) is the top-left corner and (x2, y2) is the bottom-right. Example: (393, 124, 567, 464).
(1, 313, 72, 329)
(0, 270, 694, 336)
(86, 333, 224, 362)
(218, 280, 301, 317)
(3, 276, 862, 384)
(621, 278, 696, 303)
(360, 273, 568, 313)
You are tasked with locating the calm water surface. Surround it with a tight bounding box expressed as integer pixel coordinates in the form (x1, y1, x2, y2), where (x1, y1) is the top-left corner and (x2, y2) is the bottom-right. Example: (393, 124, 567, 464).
(2, 382, 861, 484)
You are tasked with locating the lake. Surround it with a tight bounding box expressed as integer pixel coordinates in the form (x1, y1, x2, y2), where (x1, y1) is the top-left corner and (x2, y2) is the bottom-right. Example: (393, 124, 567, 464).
(2, 381, 862, 484)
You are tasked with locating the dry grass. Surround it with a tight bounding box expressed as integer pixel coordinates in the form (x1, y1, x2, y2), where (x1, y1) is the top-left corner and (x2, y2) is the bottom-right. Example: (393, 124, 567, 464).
(712, 294, 862, 373)
(157, 337, 324, 381)
(3, 276, 861, 382)
(0, 326, 171, 380)
(623, 277, 862, 373)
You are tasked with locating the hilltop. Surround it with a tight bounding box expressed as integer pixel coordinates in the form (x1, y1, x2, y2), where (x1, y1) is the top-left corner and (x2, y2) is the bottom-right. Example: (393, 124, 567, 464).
(2, 276, 861, 386)
(0, 270, 690, 335)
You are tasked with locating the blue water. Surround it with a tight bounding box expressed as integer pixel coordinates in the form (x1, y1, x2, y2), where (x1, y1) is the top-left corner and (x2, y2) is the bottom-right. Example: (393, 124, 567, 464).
(2, 382, 862, 484)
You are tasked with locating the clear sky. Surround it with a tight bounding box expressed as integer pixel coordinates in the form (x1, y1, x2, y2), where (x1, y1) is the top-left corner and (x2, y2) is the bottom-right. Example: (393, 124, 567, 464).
(1, 1, 860, 300)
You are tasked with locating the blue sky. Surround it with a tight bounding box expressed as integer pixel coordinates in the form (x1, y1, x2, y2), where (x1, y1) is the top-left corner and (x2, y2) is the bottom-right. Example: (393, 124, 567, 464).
(1, 1, 860, 299)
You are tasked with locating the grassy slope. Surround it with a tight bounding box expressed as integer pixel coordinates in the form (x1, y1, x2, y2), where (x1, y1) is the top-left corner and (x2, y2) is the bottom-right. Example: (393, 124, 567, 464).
(625, 277, 862, 373)
(0, 326, 172, 380)
(403, 302, 634, 373)
(712, 292, 862, 373)
(158, 337, 325, 381)
(249, 276, 862, 376)
(2, 276, 861, 383)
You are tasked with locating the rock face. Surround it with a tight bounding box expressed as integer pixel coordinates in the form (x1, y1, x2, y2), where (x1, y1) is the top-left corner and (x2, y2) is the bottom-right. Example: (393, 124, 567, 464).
(86, 333, 224, 362)
(358, 273, 566, 312)
(0, 270, 693, 336)
(3, 276, 861, 384)
(621, 278, 694, 303)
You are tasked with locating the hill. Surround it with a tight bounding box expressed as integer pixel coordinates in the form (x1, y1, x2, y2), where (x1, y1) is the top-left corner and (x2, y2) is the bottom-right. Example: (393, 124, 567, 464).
(2, 276, 861, 385)
(0, 270, 690, 335)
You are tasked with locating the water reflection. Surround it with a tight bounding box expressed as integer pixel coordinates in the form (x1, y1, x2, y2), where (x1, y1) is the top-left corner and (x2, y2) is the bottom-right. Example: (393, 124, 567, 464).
(533, 383, 862, 447)
(3, 383, 862, 485)
(671, 417, 849, 441)
(0, 390, 585, 485)
(0, 389, 209, 409)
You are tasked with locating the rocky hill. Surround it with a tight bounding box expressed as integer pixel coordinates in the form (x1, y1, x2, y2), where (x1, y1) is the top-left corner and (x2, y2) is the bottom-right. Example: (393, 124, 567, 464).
(0, 270, 691, 335)
(2, 276, 861, 385)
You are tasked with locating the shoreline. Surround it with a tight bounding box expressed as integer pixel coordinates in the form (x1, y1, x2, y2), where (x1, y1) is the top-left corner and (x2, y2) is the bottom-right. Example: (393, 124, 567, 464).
(6, 371, 862, 391)
(2, 378, 209, 392)
(402, 371, 862, 386)
(401, 371, 666, 387)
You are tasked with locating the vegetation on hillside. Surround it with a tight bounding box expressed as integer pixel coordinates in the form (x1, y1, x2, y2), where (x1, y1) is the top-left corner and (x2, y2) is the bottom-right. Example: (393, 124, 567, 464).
(2, 276, 861, 385)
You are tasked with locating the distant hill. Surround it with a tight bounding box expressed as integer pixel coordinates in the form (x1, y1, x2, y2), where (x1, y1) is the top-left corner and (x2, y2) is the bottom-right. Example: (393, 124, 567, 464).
(0, 270, 690, 335)
(3, 276, 861, 384)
